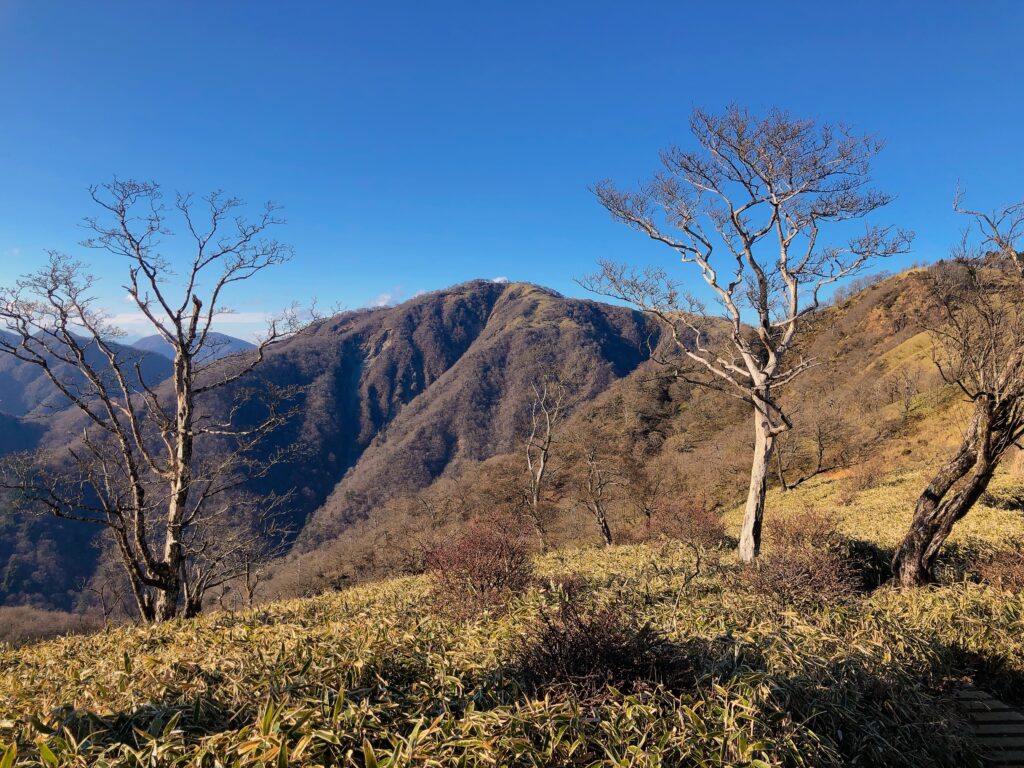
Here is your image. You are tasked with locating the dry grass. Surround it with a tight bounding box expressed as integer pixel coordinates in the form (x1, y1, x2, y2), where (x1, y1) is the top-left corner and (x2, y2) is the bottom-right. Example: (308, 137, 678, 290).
(2, 446, 1023, 766)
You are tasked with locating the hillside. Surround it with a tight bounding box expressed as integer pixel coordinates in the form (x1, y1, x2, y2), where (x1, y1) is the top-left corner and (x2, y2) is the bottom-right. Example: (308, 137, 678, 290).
(0, 332, 173, 418)
(0, 280, 659, 612)
(1, 266, 1023, 765)
(2, 474, 1022, 766)
(265, 269, 961, 594)
(0, 268, 1019, 623)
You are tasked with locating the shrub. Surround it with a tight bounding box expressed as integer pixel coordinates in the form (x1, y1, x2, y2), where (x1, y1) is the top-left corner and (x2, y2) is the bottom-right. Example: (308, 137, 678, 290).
(740, 510, 861, 610)
(971, 539, 1024, 592)
(648, 504, 727, 550)
(0, 606, 102, 647)
(641, 504, 727, 585)
(516, 594, 694, 698)
(424, 516, 534, 615)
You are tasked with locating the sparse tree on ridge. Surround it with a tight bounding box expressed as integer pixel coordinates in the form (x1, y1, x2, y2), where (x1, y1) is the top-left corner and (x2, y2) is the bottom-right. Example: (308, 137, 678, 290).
(583, 106, 912, 562)
(892, 197, 1024, 587)
(0, 179, 303, 622)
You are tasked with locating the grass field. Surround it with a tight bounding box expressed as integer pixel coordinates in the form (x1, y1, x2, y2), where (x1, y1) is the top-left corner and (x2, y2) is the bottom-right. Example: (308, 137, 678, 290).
(2, 459, 1023, 767)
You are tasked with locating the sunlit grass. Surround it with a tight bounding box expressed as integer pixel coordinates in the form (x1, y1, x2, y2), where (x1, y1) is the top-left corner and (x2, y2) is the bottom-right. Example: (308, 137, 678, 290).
(1, 450, 1021, 766)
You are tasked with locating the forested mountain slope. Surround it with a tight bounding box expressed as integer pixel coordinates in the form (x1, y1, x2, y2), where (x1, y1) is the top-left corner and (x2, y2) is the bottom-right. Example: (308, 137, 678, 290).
(0, 280, 658, 611)
(267, 268, 972, 595)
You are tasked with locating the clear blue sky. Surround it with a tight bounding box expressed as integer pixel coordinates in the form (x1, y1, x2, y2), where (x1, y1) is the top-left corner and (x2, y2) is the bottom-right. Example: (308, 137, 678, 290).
(1, 1, 1022, 338)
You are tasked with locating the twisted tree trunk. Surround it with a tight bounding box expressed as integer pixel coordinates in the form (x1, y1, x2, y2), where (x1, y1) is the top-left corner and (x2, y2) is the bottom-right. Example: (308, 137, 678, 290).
(892, 402, 997, 587)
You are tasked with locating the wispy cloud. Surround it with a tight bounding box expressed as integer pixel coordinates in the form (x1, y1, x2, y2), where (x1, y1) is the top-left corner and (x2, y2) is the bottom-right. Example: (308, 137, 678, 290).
(365, 287, 404, 308)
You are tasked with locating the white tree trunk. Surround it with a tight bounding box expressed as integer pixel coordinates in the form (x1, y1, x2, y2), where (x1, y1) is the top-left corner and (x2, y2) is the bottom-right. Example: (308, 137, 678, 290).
(738, 404, 775, 563)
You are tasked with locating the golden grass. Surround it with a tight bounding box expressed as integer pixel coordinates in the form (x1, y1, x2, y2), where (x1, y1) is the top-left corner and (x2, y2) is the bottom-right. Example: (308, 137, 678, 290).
(1, 433, 1022, 766)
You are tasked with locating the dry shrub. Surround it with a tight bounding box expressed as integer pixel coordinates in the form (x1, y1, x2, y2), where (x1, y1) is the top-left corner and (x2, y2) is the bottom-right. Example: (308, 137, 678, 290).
(637, 504, 728, 585)
(741, 510, 860, 610)
(648, 504, 727, 550)
(0, 606, 102, 647)
(424, 516, 534, 616)
(839, 454, 889, 501)
(517, 595, 694, 698)
(972, 539, 1024, 592)
(768, 509, 845, 551)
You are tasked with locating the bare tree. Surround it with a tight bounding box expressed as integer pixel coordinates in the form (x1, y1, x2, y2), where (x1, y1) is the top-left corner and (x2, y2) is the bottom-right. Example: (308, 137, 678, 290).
(571, 443, 618, 546)
(775, 395, 850, 491)
(522, 377, 570, 550)
(582, 106, 911, 561)
(883, 370, 923, 421)
(892, 197, 1024, 586)
(0, 179, 303, 622)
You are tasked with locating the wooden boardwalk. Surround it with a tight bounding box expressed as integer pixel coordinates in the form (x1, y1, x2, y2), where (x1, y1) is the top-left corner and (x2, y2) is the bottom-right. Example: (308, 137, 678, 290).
(957, 687, 1024, 766)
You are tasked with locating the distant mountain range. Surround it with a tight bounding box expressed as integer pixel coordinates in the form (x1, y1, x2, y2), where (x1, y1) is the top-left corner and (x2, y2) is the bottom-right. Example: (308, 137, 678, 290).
(0, 330, 172, 419)
(132, 332, 255, 362)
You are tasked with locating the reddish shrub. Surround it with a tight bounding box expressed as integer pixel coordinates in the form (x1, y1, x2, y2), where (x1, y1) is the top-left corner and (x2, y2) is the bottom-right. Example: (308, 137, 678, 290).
(768, 509, 846, 552)
(648, 505, 727, 551)
(424, 516, 534, 615)
(740, 510, 860, 610)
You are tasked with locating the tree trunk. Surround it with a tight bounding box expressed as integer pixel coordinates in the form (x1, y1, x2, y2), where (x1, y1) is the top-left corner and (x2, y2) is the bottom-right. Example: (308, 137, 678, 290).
(739, 404, 775, 563)
(892, 404, 994, 586)
(591, 502, 614, 546)
(153, 583, 180, 622)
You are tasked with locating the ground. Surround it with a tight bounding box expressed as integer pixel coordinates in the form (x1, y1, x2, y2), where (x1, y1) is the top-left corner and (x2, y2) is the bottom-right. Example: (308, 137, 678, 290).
(1, 461, 1023, 766)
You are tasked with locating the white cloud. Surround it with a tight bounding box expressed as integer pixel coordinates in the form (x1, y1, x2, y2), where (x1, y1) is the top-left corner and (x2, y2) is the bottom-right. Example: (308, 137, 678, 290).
(491, 276, 510, 284)
(365, 287, 404, 308)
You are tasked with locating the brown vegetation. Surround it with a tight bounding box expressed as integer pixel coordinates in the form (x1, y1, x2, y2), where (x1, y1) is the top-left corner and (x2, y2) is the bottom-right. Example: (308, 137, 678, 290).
(425, 516, 535, 616)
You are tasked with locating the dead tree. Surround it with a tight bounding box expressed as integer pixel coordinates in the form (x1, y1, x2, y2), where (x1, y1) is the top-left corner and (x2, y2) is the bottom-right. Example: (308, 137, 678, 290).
(0, 179, 301, 622)
(892, 197, 1024, 587)
(582, 106, 911, 562)
(522, 377, 570, 550)
(573, 444, 617, 546)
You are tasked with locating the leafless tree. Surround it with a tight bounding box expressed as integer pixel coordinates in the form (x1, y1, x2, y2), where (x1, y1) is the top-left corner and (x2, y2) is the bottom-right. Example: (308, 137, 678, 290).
(522, 377, 571, 550)
(893, 197, 1024, 587)
(775, 396, 850, 491)
(571, 443, 618, 546)
(582, 106, 911, 561)
(0, 179, 303, 622)
(883, 370, 923, 421)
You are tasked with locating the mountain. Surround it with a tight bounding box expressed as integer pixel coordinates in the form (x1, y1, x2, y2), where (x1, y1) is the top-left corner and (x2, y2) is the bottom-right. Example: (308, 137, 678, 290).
(266, 268, 955, 594)
(133, 332, 255, 362)
(0, 413, 44, 455)
(0, 270, 984, 617)
(0, 332, 173, 418)
(0, 280, 659, 611)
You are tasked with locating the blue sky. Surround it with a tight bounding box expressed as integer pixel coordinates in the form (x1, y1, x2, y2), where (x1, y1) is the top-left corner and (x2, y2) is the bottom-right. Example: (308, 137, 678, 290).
(1, 1, 1022, 339)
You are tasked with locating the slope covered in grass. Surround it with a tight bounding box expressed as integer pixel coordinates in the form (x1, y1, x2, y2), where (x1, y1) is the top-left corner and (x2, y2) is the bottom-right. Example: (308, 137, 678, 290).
(2, 474, 1024, 767)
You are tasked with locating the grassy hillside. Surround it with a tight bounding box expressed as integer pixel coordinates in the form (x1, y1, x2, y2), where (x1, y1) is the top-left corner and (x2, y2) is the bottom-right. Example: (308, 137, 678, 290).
(2, 464, 1022, 767)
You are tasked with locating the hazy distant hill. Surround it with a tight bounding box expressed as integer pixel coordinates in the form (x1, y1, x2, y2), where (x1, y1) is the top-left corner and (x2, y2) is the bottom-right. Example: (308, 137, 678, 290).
(133, 332, 255, 362)
(0, 331, 172, 418)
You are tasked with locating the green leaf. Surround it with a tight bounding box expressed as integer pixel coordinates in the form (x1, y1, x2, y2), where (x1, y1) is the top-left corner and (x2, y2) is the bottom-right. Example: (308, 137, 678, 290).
(38, 742, 59, 767)
(363, 738, 378, 768)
